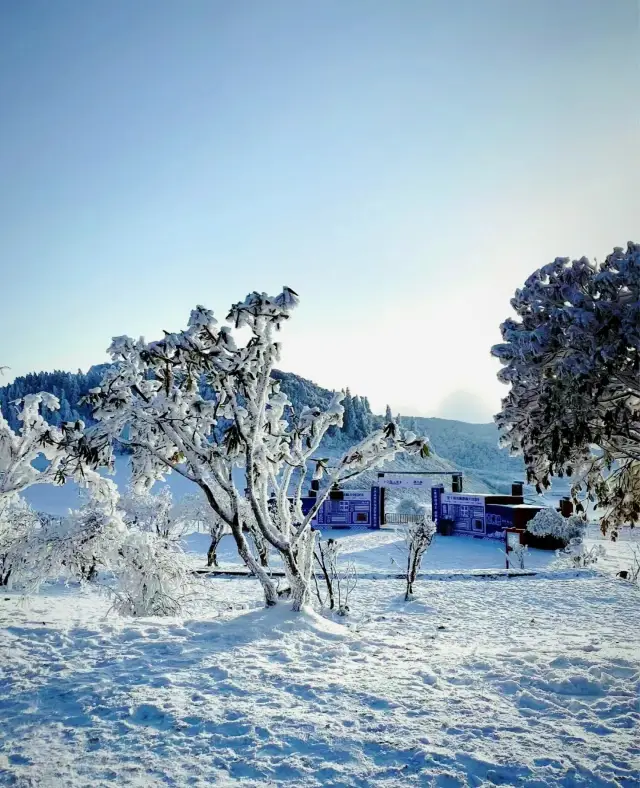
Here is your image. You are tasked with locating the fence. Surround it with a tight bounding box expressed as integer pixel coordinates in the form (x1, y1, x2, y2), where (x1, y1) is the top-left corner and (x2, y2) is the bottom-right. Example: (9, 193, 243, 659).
(384, 513, 425, 525)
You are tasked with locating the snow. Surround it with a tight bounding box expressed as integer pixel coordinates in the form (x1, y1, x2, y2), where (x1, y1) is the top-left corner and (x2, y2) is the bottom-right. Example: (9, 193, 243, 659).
(2, 521, 639, 788)
(183, 526, 638, 578)
(8, 453, 640, 785)
(1, 571, 639, 787)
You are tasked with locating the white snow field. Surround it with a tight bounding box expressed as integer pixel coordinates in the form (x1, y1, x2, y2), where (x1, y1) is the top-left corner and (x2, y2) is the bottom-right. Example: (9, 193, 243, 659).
(1, 530, 639, 788)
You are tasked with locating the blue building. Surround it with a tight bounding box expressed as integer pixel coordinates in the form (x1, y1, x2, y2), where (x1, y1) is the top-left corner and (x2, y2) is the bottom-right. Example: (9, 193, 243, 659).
(299, 476, 572, 536)
(431, 482, 565, 538)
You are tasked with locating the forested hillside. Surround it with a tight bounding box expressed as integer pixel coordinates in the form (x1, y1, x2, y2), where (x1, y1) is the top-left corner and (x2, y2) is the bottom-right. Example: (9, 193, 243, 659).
(0, 366, 110, 429)
(0, 366, 520, 492)
(0, 366, 375, 443)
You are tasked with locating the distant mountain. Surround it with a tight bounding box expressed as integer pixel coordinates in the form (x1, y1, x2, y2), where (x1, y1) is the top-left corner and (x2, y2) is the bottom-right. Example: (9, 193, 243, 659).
(0, 365, 110, 431)
(0, 365, 518, 494)
(403, 417, 526, 494)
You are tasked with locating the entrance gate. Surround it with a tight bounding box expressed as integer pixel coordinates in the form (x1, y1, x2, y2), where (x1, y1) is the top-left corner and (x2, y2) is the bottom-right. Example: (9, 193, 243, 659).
(376, 471, 463, 528)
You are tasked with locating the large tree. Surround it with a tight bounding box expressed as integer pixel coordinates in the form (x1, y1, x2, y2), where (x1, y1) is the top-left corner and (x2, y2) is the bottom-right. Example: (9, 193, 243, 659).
(492, 242, 640, 534)
(81, 288, 428, 609)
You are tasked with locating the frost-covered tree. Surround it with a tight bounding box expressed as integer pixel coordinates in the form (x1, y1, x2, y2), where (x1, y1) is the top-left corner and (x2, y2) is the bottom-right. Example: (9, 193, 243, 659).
(492, 243, 640, 534)
(395, 496, 427, 517)
(121, 486, 174, 539)
(0, 392, 115, 587)
(526, 508, 564, 539)
(402, 517, 436, 600)
(342, 389, 355, 439)
(120, 485, 200, 543)
(110, 530, 196, 617)
(80, 288, 429, 610)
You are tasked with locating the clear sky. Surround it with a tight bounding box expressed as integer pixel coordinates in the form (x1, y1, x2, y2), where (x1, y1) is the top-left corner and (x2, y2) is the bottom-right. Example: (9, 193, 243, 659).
(1, 1, 638, 422)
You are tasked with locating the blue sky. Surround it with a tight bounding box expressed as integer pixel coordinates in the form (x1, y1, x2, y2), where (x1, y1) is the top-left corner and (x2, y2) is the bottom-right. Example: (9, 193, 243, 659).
(1, 0, 638, 421)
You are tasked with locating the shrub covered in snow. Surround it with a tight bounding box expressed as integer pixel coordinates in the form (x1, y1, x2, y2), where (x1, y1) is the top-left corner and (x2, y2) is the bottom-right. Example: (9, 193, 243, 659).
(553, 539, 606, 569)
(6, 493, 126, 591)
(4, 482, 201, 617)
(109, 530, 196, 617)
(313, 537, 357, 615)
(0, 496, 40, 586)
(527, 509, 586, 544)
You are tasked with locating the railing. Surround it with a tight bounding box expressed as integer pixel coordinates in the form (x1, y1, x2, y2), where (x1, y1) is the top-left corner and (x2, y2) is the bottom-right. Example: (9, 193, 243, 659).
(384, 513, 426, 525)
(586, 524, 640, 542)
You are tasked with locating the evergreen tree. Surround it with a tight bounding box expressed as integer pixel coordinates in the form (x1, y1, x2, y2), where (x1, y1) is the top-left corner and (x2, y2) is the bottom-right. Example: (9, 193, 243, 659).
(342, 388, 355, 439)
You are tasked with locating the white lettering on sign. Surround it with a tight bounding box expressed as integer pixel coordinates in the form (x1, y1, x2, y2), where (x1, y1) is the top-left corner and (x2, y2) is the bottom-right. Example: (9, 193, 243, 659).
(341, 490, 370, 501)
(442, 493, 485, 507)
(379, 477, 428, 489)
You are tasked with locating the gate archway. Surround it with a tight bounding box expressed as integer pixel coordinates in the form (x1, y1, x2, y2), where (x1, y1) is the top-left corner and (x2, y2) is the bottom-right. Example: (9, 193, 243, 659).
(376, 470, 463, 527)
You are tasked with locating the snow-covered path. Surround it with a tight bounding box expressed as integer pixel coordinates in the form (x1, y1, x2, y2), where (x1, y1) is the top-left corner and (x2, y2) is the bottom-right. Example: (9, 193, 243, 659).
(1, 573, 638, 787)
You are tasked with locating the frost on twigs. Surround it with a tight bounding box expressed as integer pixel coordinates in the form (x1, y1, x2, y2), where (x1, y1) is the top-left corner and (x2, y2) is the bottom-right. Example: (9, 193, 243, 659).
(0, 392, 113, 501)
(109, 530, 198, 617)
(4, 490, 125, 592)
(492, 242, 640, 534)
(80, 287, 430, 611)
(313, 536, 357, 615)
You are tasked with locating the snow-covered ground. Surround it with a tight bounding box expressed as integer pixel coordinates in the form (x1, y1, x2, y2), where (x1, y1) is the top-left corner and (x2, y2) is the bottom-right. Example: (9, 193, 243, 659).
(1, 529, 639, 788)
(183, 526, 639, 577)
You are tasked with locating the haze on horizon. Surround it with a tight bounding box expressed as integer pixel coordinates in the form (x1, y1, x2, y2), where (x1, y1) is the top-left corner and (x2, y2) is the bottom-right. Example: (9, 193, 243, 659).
(1, 1, 638, 423)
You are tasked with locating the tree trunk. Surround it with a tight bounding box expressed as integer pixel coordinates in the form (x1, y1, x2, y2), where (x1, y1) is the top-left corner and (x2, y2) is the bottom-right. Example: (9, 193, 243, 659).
(405, 579, 413, 601)
(199, 483, 277, 607)
(249, 529, 269, 567)
(286, 528, 317, 612)
(229, 514, 278, 607)
(207, 536, 220, 568)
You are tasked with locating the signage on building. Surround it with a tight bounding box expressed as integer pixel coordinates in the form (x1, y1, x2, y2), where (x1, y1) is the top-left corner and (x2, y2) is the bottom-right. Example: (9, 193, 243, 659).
(379, 476, 429, 489)
(441, 493, 485, 507)
(304, 489, 375, 527)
